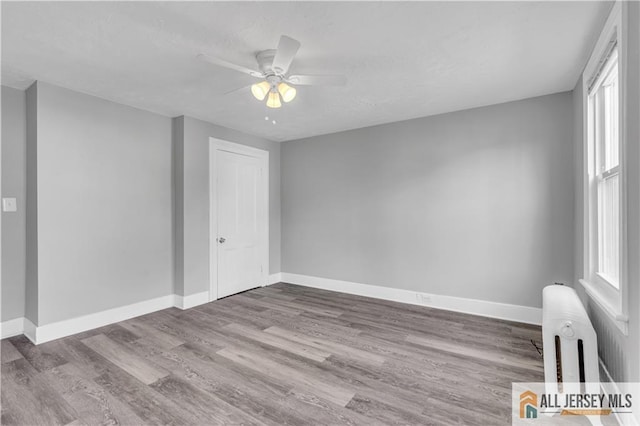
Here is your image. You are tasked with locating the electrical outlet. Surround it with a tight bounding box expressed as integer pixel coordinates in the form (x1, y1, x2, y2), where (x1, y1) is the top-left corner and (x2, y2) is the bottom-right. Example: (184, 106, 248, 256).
(2, 198, 17, 212)
(417, 293, 432, 304)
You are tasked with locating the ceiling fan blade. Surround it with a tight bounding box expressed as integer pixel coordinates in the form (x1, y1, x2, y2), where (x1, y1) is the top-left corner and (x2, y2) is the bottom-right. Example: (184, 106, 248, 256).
(287, 74, 347, 86)
(271, 35, 301, 75)
(197, 53, 263, 78)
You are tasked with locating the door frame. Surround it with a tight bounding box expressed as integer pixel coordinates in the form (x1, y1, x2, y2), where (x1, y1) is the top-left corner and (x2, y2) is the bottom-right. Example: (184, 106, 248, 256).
(208, 137, 269, 302)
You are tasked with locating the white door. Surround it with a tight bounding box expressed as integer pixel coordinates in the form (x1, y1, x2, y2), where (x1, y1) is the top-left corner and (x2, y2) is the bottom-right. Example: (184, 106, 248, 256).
(213, 147, 268, 299)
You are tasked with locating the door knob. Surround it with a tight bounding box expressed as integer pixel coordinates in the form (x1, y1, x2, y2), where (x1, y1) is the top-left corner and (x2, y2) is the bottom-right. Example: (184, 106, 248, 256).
(218, 237, 226, 243)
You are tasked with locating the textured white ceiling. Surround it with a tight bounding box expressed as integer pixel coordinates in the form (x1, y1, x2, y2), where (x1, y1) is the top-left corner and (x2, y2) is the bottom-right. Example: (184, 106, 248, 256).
(2, 1, 611, 142)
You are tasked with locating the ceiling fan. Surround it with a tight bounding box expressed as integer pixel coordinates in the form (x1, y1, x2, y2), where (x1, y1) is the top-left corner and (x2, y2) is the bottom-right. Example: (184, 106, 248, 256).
(198, 35, 346, 108)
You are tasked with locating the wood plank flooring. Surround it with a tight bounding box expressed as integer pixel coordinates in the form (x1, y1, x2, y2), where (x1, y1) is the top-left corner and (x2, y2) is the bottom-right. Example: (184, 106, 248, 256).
(1, 283, 545, 425)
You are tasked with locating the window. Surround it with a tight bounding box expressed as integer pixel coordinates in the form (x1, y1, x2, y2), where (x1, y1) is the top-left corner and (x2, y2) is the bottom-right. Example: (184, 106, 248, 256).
(590, 46, 620, 289)
(580, 1, 628, 335)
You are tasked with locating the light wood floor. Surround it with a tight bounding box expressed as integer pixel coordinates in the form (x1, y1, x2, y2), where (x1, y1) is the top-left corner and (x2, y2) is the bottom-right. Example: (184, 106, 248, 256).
(1, 283, 544, 425)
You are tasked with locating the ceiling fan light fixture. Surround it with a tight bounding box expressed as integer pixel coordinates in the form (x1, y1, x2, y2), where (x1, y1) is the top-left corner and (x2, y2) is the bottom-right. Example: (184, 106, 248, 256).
(266, 91, 282, 108)
(198, 35, 346, 109)
(277, 82, 297, 103)
(251, 80, 270, 101)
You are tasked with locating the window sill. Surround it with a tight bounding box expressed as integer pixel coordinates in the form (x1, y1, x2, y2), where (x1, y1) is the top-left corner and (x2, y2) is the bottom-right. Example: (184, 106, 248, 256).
(595, 272, 620, 290)
(579, 279, 628, 335)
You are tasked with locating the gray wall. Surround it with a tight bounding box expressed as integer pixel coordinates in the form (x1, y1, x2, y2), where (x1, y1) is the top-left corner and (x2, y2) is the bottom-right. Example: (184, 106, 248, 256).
(2, 81, 281, 325)
(573, 1, 640, 384)
(174, 116, 281, 297)
(25, 84, 38, 323)
(33, 82, 174, 325)
(282, 92, 575, 309)
(1, 86, 26, 321)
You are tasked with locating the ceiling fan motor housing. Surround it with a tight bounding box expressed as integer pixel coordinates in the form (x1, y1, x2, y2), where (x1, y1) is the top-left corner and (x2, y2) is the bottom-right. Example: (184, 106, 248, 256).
(256, 50, 279, 75)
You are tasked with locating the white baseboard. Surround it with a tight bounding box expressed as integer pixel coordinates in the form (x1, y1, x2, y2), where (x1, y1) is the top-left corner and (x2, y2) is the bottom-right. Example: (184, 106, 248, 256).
(598, 358, 640, 426)
(2, 273, 541, 344)
(173, 291, 209, 310)
(23, 318, 36, 344)
(280, 272, 542, 325)
(1, 317, 25, 339)
(599, 358, 621, 420)
(2, 291, 214, 345)
(34, 295, 176, 344)
(267, 273, 282, 285)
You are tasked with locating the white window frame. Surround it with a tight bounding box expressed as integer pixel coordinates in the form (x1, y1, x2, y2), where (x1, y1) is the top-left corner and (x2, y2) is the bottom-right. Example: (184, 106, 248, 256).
(579, 1, 629, 335)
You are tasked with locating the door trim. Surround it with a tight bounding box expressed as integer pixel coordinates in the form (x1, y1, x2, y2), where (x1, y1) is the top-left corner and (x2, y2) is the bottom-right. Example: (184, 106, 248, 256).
(209, 138, 269, 302)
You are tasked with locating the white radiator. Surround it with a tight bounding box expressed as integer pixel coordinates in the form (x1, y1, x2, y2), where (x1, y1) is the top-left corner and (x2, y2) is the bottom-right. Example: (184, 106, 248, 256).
(542, 285, 599, 394)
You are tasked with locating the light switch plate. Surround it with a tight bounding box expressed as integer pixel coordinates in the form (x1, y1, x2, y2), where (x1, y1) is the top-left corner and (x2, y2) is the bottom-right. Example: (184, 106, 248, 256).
(2, 198, 17, 212)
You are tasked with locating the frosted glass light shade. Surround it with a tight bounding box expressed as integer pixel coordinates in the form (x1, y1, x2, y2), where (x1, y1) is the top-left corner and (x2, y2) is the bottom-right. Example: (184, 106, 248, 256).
(266, 91, 282, 108)
(251, 81, 271, 101)
(277, 82, 297, 103)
